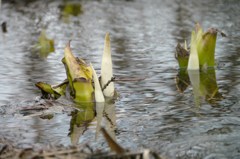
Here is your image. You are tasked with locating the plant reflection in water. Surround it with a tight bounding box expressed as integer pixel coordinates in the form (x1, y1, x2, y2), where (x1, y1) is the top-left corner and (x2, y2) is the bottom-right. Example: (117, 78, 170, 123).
(175, 68, 223, 107)
(69, 99, 116, 145)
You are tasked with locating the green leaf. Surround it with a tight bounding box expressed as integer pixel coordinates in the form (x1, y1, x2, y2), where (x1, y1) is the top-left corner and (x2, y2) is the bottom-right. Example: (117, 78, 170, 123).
(63, 42, 94, 103)
(36, 30, 55, 58)
(52, 79, 68, 96)
(35, 81, 67, 99)
(176, 23, 222, 70)
(175, 43, 189, 68)
(61, 3, 83, 17)
(197, 28, 217, 68)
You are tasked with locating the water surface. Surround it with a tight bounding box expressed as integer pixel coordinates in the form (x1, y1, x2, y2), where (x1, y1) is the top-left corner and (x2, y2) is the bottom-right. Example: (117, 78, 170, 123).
(0, 0, 240, 158)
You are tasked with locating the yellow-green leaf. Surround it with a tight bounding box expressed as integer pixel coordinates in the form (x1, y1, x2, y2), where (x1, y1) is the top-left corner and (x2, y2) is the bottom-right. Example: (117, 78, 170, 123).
(63, 42, 94, 103)
(175, 43, 189, 68)
(197, 28, 217, 68)
(36, 30, 55, 58)
(35, 82, 62, 99)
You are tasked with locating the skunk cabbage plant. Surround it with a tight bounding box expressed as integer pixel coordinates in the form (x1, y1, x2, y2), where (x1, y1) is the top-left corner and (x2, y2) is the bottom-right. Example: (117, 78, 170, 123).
(35, 33, 115, 104)
(175, 23, 225, 70)
(62, 42, 94, 103)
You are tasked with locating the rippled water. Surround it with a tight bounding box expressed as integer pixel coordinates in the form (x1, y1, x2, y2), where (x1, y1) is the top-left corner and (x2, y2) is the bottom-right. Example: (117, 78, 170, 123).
(0, 0, 240, 158)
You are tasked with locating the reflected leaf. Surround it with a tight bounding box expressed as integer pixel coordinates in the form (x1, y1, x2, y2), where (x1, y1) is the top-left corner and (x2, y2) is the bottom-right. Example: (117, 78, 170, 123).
(103, 99, 117, 141)
(101, 127, 125, 154)
(188, 70, 200, 107)
(69, 103, 95, 145)
(176, 68, 222, 106)
(95, 100, 116, 141)
(61, 3, 82, 16)
(175, 69, 190, 93)
(199, 69, 223, 103)
(95, 102, 105, 140)
(35, 30, 55, 58)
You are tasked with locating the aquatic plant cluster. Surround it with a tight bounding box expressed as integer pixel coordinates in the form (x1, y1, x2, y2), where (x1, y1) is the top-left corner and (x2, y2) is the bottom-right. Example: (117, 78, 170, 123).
(36, 33, 114, 103)
(174, 23, 225, 105)
(175, 23, 226, 70)
(36, 23, 224, 104)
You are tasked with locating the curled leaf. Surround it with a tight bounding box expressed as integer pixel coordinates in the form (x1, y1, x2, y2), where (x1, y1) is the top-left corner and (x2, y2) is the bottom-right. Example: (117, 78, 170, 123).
(63, 42, 94, 103)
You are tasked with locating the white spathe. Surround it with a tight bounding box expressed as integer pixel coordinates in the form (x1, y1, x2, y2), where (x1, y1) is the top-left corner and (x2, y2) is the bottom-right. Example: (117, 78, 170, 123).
(91, 64, 105, 103)
(187, 31, 199, 70)
(101, 33, 115, 97)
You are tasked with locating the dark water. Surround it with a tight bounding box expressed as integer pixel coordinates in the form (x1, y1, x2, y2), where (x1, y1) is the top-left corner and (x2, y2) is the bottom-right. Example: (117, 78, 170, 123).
(0, 0, 240, 158)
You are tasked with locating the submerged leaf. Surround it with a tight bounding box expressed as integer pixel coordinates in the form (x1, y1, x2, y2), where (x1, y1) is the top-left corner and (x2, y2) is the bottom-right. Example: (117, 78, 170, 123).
(61, 3, 83, 17)
(101, 33, 115, 97)
(60, 2, 83, 23)
(36, 30, 55, 58)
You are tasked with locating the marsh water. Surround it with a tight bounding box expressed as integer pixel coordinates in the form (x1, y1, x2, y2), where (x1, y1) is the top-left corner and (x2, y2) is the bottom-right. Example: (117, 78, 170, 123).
(0, 0, 240, 158)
